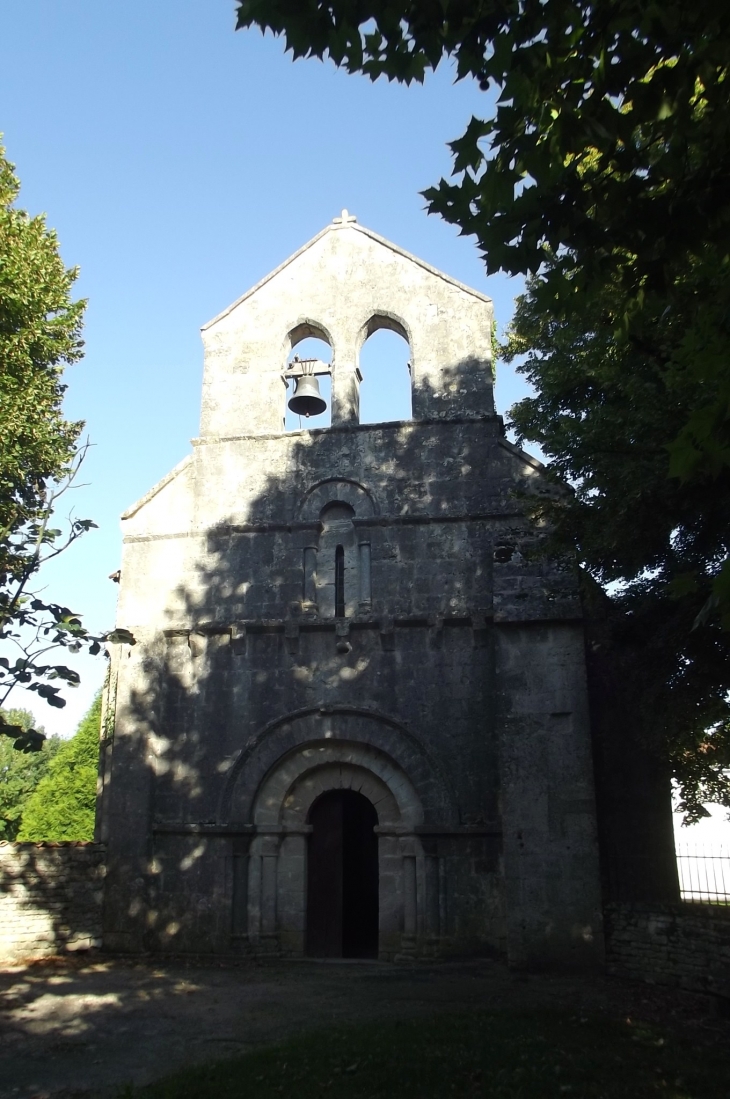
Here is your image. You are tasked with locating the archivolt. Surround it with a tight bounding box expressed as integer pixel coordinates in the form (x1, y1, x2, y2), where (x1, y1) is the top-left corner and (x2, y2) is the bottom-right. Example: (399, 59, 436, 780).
(218, 704, 457, 826)
(297, 478, 379, 521)
(357, 311, 412, 351)
(283, 319, 334, 355)
(252, 741, 422, 829)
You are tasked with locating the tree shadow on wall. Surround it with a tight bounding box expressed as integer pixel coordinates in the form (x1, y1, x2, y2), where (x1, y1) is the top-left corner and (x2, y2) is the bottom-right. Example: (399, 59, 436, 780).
(0, 840, 105, 962)
(105, 367, 556, 953)
(106, 365, 678, 955)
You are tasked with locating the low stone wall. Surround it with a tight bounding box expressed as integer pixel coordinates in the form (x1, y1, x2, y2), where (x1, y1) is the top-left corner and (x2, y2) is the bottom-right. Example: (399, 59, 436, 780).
(605, 902, 730, 1000)
(0, 842, 105, 963)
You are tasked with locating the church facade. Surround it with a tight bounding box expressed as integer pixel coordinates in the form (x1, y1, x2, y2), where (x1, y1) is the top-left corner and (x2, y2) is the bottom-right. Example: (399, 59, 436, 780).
(98, 213, 604, 968)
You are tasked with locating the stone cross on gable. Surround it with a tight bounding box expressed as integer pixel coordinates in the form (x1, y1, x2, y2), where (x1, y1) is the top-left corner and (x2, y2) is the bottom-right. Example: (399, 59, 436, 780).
(332, 208, 357, 226)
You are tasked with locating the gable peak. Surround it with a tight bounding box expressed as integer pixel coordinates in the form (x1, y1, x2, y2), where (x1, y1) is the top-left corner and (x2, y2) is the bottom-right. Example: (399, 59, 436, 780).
(332, 209, 357, 227)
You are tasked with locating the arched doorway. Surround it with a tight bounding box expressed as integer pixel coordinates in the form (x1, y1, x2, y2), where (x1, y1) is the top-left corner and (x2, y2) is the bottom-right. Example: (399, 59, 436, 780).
(233, 733, 435, 959)
(306, 789, 379, 958)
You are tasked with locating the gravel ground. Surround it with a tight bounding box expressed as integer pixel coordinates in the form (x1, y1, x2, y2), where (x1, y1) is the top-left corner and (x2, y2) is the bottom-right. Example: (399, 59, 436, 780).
(0, 954, 726, 1098)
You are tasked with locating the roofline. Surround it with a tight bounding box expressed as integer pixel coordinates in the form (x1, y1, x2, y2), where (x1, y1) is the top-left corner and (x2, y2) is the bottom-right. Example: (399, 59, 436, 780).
(355, 222, 492, 304)
(497, 436, 546, 472)
(121, 454, 192, 520)
(201, 219, 492, 331)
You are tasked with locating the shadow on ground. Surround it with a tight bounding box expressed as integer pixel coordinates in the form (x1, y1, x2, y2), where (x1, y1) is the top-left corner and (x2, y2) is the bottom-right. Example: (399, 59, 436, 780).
(0, 956, 727, 1098)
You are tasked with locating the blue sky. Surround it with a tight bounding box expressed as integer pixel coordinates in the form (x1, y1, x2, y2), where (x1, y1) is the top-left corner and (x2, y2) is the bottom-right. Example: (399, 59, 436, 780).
(0, 0, 535, 736)
(2, 1, 727, 847)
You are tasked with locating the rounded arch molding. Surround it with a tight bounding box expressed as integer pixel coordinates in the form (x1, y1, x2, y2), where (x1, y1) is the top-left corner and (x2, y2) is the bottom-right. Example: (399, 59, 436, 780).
(297, 478, 379, 521)
(253, 743, 421, 830)
(218, 704, 457, 826)
(282, 318, 335, 356)
(357, 310, 413, 351)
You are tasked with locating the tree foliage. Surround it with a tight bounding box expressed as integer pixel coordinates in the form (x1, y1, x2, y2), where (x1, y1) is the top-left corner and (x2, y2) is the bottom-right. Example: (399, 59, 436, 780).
(0, 142, 133, 747)
(504, 264, 730, 821)
(0, 140, 84, 555)
(236, 2, 728, 285)
(17, 693, 100, 842)
(236, 1, 730, 816)
(0, 709, 60, 839)
(235, 0, 729, 606)
(0, 446, 135, 741)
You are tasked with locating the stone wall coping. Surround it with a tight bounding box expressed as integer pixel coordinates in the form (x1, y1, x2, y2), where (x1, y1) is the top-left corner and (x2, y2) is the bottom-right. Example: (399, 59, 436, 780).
(0, 841, 105, 849)
(606, 900, 730, 922)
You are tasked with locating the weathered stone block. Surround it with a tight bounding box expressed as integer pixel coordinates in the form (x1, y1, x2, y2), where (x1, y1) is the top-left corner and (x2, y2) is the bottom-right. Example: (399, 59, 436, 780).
(100, 215, 603, 970)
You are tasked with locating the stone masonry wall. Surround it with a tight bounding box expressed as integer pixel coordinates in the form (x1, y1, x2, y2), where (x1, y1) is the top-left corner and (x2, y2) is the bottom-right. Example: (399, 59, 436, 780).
(0, 842, 105, 963)
(101, 216, 604, 967)
(605, 902, 730, 1001)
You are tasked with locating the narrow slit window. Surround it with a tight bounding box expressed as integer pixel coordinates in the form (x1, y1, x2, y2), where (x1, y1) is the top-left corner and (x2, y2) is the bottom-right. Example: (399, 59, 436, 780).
(303, 546, 317, 606)
(359, 543, 371, 604)
(335, 545, 345, 618)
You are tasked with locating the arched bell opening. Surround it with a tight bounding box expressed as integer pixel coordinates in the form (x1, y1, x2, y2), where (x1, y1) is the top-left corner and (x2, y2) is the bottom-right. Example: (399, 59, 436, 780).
(358, 315, 412, 424)
(284, 332, 332, 432)
(306, 788, 379, 958)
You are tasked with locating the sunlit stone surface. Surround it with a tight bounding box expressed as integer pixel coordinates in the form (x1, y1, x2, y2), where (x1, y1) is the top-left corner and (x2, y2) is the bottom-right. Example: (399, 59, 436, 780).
(100, 216, 604, 969)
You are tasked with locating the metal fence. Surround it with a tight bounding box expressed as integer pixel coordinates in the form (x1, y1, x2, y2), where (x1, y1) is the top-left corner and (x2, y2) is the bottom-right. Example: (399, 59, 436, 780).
(675, 845, 730, 905)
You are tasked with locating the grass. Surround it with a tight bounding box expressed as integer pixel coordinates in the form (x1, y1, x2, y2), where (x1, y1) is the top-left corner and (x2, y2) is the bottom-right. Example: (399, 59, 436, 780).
(124, 1010, 729, 1099)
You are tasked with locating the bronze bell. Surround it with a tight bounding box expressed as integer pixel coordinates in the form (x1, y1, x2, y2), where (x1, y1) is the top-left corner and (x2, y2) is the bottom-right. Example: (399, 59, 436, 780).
(288, 370, 327, 418)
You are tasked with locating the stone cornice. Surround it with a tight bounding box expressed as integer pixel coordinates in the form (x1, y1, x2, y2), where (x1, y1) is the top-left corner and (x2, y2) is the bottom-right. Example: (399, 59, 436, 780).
(122, 510, 528, 544)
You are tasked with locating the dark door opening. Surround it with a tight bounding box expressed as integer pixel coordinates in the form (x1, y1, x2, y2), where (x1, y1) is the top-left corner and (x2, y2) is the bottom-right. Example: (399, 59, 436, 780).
(306, 789, 379, 958)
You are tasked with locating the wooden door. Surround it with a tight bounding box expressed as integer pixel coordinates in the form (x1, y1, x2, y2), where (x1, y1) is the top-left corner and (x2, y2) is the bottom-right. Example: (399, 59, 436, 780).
(306, 790, 378, 958)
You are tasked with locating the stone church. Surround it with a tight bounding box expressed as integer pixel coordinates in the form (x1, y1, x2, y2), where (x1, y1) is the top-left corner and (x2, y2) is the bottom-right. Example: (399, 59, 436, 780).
(98, 212, 606, 968)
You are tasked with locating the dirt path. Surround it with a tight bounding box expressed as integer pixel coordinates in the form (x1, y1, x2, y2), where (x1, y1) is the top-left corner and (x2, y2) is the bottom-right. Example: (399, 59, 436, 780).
(0, 955, 725, 1098)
